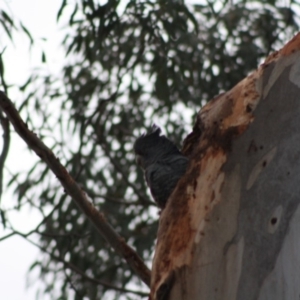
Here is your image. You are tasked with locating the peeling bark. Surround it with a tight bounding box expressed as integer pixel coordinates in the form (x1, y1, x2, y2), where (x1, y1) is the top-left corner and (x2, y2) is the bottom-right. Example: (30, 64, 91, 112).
(151, 32, 300, 300)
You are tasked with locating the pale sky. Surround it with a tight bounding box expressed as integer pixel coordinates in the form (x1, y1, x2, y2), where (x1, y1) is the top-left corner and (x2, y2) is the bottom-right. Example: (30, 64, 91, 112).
(0, 0, 65, 299)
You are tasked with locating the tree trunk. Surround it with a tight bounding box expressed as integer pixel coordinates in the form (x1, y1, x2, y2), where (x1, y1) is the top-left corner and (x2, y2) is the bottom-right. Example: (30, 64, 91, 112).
(150, 33, 300, 300)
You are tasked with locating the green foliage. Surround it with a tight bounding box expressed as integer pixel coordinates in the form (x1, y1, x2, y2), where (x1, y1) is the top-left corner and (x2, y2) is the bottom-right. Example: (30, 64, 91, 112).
(0, 8, 33, 45)
(1, 0, 299, 299)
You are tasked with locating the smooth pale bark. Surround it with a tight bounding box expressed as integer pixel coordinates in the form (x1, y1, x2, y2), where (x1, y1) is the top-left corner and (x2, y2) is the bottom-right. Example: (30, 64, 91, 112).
(150, 33, 300, 300)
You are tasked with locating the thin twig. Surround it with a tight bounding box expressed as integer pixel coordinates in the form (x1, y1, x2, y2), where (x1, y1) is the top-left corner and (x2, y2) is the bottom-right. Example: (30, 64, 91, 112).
(0, 198, 83, 241)
(64, 270, 86, 298)
(37, 231, 90, 239)
(0, 112, 10, 202)
(88, 190, 155, 206)
(22, 235, 148, 297)
(1, 227, 149, 296)
(0, 231, 15, 241)
(97, 137, 153, 206)
(0, 91, 151, 287)
(35, 194, 66, 232)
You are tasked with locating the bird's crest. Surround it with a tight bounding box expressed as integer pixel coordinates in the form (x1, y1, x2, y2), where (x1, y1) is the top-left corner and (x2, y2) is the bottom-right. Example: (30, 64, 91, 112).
(134, 124, 179, 156)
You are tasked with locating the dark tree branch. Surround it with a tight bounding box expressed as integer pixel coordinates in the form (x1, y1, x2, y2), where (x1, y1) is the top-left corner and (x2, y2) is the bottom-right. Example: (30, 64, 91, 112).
(0, 111, 10, 203)
(0, 53, 10, 205)
(0, 91, 151, 287)
(0, 49, 8, 94)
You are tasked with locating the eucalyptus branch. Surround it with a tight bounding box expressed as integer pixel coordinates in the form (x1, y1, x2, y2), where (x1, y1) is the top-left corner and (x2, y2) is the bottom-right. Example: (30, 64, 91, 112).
(0, 49, 8, 94)
(0, 53, 10, 205)
(0, 111, 10, 203)
(0, 91, 151, 287)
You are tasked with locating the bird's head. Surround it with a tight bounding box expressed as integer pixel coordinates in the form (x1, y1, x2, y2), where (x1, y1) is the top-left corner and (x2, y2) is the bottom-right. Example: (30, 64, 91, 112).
(134, 125, 180, 169)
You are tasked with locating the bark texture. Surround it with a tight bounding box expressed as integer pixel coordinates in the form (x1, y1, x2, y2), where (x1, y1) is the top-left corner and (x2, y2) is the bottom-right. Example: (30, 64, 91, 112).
(150, 33, 300, 300)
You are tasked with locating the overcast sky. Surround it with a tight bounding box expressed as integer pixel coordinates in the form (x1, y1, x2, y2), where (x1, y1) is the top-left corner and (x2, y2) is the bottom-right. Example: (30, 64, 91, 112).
(0, 0, 65, 299)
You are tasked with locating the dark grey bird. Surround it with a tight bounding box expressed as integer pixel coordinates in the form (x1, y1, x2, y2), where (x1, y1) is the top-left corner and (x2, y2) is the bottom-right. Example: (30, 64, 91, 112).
(134, 125, 189, 208)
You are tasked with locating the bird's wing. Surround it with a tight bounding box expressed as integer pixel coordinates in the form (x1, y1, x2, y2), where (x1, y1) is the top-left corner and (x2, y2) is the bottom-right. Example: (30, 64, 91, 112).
(145, 156, 188, 208)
